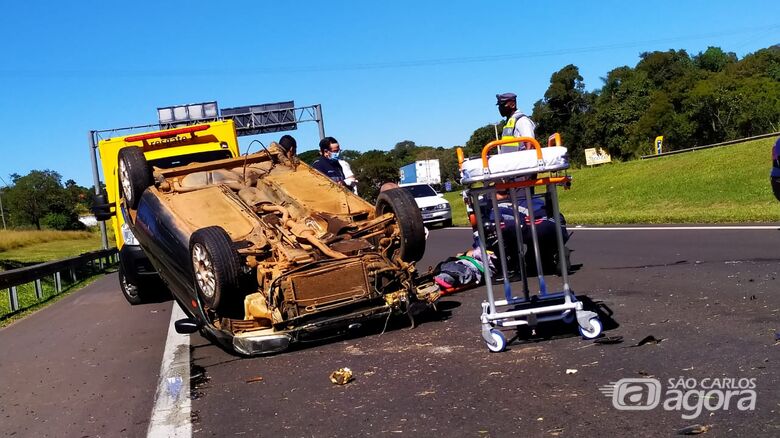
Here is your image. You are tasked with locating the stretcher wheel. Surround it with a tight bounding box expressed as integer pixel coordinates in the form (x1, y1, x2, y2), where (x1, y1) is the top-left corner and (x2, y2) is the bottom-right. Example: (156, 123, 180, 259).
(579, 318, 603, 339)
(562, 310, 575, 324)
(486, 329, 507, 353)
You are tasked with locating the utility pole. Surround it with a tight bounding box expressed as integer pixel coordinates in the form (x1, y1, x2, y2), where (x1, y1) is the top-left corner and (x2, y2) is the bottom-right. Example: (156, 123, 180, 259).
(0, 190, 6, 230)
(0, 175, 8, 230)
(88, 130, 109, 250)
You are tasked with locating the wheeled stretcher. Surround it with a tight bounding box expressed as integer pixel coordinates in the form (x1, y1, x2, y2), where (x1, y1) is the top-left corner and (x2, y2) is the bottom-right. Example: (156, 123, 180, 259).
(457, 134, 602, 352)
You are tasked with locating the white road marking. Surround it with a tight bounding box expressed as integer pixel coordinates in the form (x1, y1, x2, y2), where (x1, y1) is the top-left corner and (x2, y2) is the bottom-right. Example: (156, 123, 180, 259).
(449, 225, 779, 231)
(147, 303, 191, 438)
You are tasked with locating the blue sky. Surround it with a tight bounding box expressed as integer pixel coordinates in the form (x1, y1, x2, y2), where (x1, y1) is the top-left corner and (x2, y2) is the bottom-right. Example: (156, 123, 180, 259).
(1, 1, 778, 187)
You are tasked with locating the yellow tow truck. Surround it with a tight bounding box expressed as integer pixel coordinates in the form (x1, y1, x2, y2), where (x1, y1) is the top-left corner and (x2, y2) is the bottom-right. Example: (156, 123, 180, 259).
(92, 120, 241, 303)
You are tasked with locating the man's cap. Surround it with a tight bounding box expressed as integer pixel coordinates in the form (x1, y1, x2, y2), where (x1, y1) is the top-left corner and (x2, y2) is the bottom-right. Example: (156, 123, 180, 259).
(496, 92, 517, 105)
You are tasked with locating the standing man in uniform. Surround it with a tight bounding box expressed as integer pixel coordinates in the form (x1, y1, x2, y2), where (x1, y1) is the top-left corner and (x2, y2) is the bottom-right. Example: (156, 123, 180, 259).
(493, 93, 538, 274)
(496, 92, 536, 153)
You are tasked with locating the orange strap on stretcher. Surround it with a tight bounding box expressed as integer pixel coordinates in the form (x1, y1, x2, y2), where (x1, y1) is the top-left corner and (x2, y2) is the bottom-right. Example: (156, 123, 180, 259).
(495, 176, 571, 190)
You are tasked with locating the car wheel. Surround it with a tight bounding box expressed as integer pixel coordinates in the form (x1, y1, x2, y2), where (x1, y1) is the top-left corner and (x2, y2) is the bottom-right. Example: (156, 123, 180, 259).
(442, 218, 453, 228)
(119, 263, 144, 305)
(190, 226, 241, 311)
(118, 146, 152, 209)
(375, 188, 426, 262)
(772, 176, 780, 202)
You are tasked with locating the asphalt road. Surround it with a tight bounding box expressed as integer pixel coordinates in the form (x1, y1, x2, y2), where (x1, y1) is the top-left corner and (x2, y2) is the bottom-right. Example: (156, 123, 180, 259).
(188, 227, 779, 437)
(1, 227, 778, 437)
(0, 274, 172, 437)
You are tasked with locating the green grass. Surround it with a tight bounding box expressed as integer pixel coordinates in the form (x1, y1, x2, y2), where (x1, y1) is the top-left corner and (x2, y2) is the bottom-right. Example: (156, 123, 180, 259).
(444, 191, 469, 226)
(0, 229, 115, 321)
(0, 235, 104, 264)
(0, 229, 95, 252)
(444, 137, 780, 225)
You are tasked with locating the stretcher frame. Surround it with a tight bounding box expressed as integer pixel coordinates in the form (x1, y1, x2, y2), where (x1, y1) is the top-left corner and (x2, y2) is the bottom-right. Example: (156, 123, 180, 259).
(457, 134, 602, 352)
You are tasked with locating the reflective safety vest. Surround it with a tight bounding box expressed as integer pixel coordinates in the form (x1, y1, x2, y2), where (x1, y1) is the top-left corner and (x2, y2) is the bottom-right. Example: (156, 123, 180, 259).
(500, 113, 529, 152)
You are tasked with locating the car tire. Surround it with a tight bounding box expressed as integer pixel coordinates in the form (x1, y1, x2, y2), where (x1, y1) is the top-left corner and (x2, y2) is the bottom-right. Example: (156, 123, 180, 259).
(442, 218, 453, 228)
(772, 176, 780, 202)
(119, 263, 145, 305)
(118, 146, 152, 209)
(375, 188, 426, 262)
(190, 226, 241, 311)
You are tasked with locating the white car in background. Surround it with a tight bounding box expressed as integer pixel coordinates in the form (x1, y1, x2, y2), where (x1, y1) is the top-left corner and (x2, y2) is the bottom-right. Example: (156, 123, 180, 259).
(400, 183, 452, 227)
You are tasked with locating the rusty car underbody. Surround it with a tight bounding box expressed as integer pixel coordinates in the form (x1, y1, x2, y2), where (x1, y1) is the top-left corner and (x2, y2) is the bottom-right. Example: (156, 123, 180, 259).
(124, 143, 439, 354)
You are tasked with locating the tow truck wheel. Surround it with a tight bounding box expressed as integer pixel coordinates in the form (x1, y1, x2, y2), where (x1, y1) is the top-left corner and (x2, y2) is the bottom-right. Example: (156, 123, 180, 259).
(190, 226, 241, 312)
(118, 146, 152, 209)
(375, 188, 426, 262)
(119, 264, 145, 305)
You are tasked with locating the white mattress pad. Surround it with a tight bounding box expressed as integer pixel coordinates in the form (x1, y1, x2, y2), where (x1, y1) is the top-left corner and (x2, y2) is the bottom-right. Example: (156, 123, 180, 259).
(461, 146, 569, 183)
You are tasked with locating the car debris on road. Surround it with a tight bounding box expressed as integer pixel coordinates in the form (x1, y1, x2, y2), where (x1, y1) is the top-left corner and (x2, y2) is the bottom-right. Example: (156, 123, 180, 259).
(329, 367, 354, 385)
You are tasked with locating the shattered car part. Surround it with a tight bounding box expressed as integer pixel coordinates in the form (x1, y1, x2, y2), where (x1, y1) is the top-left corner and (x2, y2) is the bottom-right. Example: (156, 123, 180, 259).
(329, 367, 354, 385)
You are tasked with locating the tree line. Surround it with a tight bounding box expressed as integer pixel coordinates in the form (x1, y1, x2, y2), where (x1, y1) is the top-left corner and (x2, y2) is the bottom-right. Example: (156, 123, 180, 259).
(303, 45, 780, 199)
(0, 171, 93, 231)
(530, 45, 780, 163)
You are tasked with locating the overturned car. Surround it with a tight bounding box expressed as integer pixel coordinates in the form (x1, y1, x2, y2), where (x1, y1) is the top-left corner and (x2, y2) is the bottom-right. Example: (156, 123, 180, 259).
(118, 142, 439, 355)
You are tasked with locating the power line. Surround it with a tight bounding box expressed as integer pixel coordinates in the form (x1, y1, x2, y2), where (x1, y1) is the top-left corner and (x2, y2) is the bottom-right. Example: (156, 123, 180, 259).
(1, 24, 778, 78)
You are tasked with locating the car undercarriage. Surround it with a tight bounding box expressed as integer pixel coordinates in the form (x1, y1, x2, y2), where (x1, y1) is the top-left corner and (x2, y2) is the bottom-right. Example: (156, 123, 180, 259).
(120, 142, 439, 354)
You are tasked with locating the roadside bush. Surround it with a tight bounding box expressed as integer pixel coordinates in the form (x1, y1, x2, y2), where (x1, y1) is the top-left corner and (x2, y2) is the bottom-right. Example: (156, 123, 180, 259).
(41, 212, 86, 231)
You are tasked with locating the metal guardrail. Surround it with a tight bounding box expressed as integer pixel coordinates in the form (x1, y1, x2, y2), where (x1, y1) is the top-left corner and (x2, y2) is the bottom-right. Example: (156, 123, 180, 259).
(640, 132, 780, 160)
(0, 248, 118, 317)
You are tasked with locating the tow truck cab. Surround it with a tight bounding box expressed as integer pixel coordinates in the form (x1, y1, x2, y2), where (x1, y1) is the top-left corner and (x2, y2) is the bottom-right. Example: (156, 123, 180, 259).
(92, 120, 241, 303)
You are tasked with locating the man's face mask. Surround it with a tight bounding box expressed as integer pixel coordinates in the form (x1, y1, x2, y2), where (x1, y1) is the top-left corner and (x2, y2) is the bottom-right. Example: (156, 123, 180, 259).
(329, 151, 340, 161)
(498, 104, 513, 118)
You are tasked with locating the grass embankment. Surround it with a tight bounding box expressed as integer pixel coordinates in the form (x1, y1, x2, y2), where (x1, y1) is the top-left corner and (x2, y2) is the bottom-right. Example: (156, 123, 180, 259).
(444, 137, 780, 226)
(0, 229, 113, 322)
(0, 230, 104, 263)
(0, 230, 94, 252)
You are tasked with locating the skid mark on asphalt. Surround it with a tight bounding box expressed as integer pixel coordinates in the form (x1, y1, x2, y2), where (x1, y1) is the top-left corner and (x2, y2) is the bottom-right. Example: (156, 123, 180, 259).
(147, 303, 191, 438)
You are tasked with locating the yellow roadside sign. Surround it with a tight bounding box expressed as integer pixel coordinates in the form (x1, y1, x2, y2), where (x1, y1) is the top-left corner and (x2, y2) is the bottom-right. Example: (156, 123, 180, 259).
(585, 148, 612, 166)
(655, 136, 664, 154)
